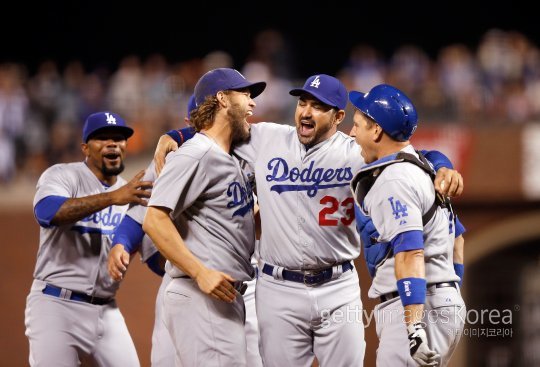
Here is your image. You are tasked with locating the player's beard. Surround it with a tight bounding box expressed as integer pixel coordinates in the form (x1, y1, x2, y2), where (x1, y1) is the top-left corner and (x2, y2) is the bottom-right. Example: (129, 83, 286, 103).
(296, 119, 334, 148)
(101, 160, 125, 176)
(231, 118, 250, 144)
(228, 107, 251, 144)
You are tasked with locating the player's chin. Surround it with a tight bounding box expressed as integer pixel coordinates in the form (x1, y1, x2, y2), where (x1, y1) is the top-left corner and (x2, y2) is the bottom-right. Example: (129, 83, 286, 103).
(102, 162, 125, 176)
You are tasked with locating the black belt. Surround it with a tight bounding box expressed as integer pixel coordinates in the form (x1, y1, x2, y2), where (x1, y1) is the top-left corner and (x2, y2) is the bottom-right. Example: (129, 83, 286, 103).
(42, 284, 113, 305)
(234, 281, 248, 296)
(379, 281, 458, 303)
(262, 261, 353, 286)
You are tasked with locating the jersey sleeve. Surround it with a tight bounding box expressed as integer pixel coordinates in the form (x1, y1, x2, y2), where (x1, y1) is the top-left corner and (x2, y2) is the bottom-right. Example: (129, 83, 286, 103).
(33, 164, 76, 206)
(369, 177, 424, 244)
(148, 151, 207, 213)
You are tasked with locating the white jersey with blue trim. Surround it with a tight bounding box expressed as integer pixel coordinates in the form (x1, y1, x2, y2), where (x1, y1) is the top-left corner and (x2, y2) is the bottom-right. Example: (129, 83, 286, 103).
(360, 145, 460, 298)
(32, 162, 128, 298)
(149, 133, 256, 282)
(234, 122, 364, 270)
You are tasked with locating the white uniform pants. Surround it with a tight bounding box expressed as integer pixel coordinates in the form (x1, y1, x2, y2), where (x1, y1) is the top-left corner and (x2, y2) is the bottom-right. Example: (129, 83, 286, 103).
(25, 279, 139, 367)
(163, 277, 247, 367)
(375, 284, 466, 367)
(256, 266, 365, 367)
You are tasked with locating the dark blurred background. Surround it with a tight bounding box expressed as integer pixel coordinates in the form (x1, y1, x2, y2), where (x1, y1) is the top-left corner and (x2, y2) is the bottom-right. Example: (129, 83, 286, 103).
(1, 2, 539, 367)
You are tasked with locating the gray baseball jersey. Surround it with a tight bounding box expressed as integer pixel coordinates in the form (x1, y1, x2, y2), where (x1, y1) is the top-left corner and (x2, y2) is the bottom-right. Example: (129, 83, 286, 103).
(32, 162, 128, 298)
(149, 133, 256, 281)
(234, 122, 364, 270)
(26, 162, 139, 367)
(360, 145, 460, 299)
(357, 145, 465, 366)
(127, 159, 262, 366)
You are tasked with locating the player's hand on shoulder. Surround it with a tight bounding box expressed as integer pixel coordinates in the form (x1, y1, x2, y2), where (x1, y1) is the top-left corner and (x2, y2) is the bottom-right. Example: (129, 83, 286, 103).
(154, 134, 177, 176)
(434, 167, 463, 198)
(407, 322, 440, 366)
(108, 244, 130, 281)
(111, 170, 153, 205)
(194, 268, 238, 303)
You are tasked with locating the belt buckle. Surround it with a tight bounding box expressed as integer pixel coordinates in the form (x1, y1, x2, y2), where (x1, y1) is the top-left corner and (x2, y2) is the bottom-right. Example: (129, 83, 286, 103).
(303, 269, 323, 286)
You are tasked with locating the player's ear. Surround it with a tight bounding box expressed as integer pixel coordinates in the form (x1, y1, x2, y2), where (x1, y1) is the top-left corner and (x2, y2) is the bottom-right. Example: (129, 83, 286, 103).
(216, 91, 228, 108)
(373, 124, 384, 142)
(334, 109, 345, 126)
(81, 142, 89, 157)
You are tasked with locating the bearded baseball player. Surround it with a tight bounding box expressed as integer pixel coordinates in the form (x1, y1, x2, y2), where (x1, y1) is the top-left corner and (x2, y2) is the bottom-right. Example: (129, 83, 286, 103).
(143, 68, 266, 366)
(25, 112, 152, 366)
(155, 74, 463, 366)
(109, 93, 264, 366)
(349, 84, 466, 366)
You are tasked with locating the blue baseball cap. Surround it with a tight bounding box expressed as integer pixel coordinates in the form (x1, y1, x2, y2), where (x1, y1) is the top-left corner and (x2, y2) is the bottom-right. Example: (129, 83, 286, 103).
(186, 94, 197, 119)
(289, 74, 348, 110)
(194, 68, 266, 106)
(82, 111, 134, 143)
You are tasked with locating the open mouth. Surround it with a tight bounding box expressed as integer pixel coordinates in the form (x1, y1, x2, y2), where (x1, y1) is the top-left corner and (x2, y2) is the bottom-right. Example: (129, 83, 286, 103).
(300, 121, 315, 136)
(103, 152, 120, 164)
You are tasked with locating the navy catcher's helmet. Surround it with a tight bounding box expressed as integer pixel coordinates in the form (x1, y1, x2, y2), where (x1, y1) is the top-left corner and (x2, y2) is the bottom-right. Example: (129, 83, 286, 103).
(349, 84, 418, 141)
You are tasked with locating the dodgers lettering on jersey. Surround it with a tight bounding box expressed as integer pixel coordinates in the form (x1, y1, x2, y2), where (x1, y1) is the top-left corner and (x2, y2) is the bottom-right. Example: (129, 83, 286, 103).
(227, 180, 255, 217)
(73, 205, 124, 236)
(233, 122, 365, 270)
(266, 158, 353, 197)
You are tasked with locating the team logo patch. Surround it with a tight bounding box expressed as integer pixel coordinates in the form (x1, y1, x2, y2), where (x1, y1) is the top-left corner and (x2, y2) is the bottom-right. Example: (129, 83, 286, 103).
(388, 196, 408, 222)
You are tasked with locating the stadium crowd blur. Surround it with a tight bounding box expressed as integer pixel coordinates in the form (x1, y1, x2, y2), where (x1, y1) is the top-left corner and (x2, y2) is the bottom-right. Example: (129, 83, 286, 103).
(1, 28, 539, 184)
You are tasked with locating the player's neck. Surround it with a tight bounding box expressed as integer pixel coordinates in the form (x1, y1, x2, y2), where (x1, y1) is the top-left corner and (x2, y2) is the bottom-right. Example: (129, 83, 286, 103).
(201, 124, 232, 153)
(375, 140, 410, 160)
(83, 161, 117, 186)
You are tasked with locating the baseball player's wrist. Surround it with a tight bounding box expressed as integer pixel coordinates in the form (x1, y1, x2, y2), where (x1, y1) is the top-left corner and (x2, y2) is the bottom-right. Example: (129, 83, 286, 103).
(397, 277, 426, 306)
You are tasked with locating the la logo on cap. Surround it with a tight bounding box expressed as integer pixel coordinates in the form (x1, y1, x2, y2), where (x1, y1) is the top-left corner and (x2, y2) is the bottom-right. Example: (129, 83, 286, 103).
(105, 113, 117, 125)
(310, 76, 321, 88)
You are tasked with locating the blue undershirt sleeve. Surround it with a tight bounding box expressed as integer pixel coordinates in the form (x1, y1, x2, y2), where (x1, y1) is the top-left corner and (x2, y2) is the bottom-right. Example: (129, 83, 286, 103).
(145, 252, 165, 277)
(391, 230, 424, 254)
(166, 127, 196, 146)
(112, 215, 145, 253)
(421, 149, 454, 171)
(454, 216, 466, 237)
(34, 195, 69, 227)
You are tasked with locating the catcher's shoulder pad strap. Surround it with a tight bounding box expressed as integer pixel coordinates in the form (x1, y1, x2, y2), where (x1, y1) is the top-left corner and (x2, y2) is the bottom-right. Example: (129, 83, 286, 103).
(351, 150, 451, 225)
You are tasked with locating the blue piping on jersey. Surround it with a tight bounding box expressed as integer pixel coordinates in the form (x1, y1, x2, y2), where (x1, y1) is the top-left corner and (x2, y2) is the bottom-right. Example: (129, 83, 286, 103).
(71, 226, 116, 235)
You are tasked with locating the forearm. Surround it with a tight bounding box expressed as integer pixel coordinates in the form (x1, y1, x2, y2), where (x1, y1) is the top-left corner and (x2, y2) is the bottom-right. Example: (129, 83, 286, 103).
(395, 250, 426, 326)
(52, 192, 114, 225)
(453, 235, 464, 264)
(254, 204, 261, 240)
(143, 206, 206, 279)
(395, 249, 425, 279)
